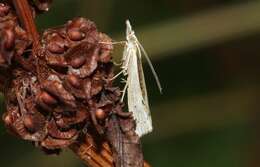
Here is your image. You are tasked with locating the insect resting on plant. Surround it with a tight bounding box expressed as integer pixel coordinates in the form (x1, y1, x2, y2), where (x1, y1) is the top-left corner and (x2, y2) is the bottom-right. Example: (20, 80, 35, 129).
(102, 20, 162, 137)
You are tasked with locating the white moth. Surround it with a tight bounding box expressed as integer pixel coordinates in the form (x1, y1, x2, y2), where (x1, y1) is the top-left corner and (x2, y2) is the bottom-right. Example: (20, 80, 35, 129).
(118, 20, 162, 137)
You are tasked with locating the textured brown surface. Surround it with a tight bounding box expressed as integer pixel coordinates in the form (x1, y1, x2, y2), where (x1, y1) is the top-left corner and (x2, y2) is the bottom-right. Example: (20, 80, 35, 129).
(0, 2, 31, 68)
(2, 16, 116, 151)
(106, 113, 144, 167)
(70, 131, 151, 167)
(0, 1, 149, 166)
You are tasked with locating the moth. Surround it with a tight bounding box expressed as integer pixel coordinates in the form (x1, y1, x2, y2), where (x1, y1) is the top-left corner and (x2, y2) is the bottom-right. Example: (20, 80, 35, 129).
(112, 20, 162, 137)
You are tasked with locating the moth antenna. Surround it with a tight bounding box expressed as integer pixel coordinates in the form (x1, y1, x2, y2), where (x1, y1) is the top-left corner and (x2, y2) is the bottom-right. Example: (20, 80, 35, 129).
(137, 40, 162, 94)
(99, 41, 126, 45)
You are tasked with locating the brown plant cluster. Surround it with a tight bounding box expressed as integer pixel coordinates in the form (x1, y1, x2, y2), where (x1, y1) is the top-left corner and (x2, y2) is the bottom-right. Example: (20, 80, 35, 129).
(0, 1, 146, 166)
(0, 1, 119, 152)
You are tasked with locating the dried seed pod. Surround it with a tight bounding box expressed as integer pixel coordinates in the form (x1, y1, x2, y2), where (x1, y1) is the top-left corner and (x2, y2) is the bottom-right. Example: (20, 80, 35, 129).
(67, 17, 96, 34)
(31, 0, 52, 12)
(42, 77, 76, 108)
(40, 91, 58, 105)
(67, 74, 81, 88)
(47, 42, 65, 54)
(55, 108, 89, 129)
(70, 55, 86, 68)
(67, 46, 99, 78)
(95, 109, 106, 120)
(0, 3, 10, 17)
(46, 33, 67, 54)
(41, 136, 75, 150)
(47, 119, 78, 139)
(43, 31, 68, 67)
(68, 29, 85, 41)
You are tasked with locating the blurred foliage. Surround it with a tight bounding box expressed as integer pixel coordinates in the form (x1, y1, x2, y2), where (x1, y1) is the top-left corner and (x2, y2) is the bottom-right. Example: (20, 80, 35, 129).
(144, 125, 251, 167)
(2, 0, 260, 167)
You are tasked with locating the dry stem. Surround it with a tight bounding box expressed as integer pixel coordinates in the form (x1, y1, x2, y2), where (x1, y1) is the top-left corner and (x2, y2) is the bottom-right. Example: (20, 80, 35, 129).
(70, 134, 151, 167)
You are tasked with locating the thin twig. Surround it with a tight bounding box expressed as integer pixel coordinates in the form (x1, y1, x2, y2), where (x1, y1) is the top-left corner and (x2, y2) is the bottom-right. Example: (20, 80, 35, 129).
(12, 0, 39, 45)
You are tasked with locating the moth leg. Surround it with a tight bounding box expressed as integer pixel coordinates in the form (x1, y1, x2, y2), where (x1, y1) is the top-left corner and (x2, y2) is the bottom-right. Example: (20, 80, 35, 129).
(120, 80, 128, 102)
(109, 70, 124, 81)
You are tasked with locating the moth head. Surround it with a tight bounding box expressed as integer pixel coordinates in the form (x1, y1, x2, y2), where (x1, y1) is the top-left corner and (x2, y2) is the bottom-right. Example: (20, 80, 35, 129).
(126, 20, 137, 41)
(126, 20, 132, 31)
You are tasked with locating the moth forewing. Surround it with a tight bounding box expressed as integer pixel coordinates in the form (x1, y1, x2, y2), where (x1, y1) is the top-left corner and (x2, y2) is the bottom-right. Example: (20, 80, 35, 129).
(136, 45, 150, 112)
(127, 43, 152, 137)
(126, 20, 133, 39)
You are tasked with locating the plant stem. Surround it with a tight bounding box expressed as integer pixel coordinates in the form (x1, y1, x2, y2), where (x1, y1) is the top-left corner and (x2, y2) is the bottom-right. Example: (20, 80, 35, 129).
(12, 0, 39, 45)
(70, 134, 151, 167)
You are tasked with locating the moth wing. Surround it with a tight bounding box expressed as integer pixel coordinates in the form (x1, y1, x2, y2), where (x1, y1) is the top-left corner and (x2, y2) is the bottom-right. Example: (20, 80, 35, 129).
(136, 44, 150, 111)
(137, 44, 153, 134)
(127, 46, 152, 137)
